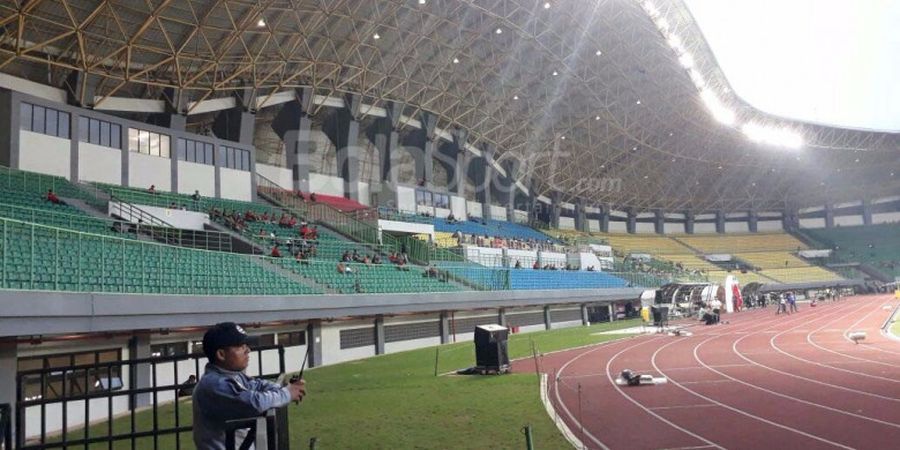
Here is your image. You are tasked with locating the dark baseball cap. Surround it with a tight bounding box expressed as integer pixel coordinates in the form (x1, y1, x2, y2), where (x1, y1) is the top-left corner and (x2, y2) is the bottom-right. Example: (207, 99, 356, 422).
(202, 322, 259, 360)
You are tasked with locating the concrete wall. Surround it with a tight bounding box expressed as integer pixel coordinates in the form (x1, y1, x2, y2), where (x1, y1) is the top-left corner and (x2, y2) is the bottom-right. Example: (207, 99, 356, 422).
(177, 161, 215, 197)
(799, 217, 826, 229)
(78, 143, 122, 185)
(757, 220, 783, 232)
(466, 200, 483, 218)
(220, 167, 252, 201)
(129, 152, 171, 191)
(256, 163, 293, 189)
(19, 130, 70, 178)
(694, 222, 716, 234)
(724, 221, 750, 233)
(635, 222, 655, 233)
(663, 222, 685, 234)
(872, 212, 900, 225)
(833, 215, 864, 227)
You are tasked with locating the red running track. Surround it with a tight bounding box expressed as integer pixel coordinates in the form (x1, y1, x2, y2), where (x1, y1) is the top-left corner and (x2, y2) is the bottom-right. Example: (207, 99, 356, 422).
(511, 294, 900, 450)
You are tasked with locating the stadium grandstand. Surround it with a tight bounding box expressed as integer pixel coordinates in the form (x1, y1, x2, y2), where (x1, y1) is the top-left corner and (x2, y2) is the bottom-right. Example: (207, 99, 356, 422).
(0, 0, 897, 449)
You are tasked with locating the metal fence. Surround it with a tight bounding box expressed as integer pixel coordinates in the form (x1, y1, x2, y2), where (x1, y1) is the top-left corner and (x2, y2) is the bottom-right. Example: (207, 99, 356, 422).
(15, 345, 286, 450)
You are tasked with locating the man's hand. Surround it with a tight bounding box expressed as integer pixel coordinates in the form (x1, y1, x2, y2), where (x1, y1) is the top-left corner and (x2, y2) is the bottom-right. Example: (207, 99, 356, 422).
(287, 379, 306, 403)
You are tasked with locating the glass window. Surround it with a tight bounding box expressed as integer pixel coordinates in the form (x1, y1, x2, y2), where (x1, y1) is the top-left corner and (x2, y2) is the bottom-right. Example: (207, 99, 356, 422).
(59, 112, 69, 138)
(205, 144, 214, 165)
(149, 132, 160, 157)
(20, 102, 32, 131)
(32, 105, 45, 132)
(99, 121, 109, 147)
(111, 124, 121, 149)
(128, 128, 139, 152)
(160, 135, 170, 158)
(177, 138, 186, 160)
(186, 140, 195, 161)
(242, 150, 250, 171)
(78, 116, 88, 141)
(138, 129, 149, 154)
(45, 108, 58, 136)
(89, 118, 100, 144)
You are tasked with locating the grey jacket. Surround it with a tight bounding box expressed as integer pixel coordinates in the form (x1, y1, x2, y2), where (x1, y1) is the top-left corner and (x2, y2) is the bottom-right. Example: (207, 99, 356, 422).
(192, 363, 291, 450)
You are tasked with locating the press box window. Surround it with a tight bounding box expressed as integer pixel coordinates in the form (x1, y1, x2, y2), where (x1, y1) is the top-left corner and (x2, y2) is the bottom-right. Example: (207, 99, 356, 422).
(20, 102, 70, 139)
(128, 127, 170, 158)
(79, 116, 122, 149)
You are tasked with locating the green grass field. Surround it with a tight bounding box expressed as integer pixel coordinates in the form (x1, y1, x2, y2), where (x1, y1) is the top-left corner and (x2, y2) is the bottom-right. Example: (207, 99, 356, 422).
(43, 319, 639, 449)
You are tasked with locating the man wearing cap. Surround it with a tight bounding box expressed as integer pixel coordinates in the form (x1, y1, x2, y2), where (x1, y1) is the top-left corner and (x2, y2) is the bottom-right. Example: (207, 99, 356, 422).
(193, 322, 306, 450)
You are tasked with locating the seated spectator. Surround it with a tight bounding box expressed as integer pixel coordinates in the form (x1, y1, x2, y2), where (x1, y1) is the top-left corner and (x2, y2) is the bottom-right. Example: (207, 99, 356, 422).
(270, 245, 282, 258)
(169, 202, 178, 209)
(533, 261, 540, 270)
(372, 254, 382, 264)
(447, 213, 457, 223)
(299, 223, 311, 239)
(296, 190, 305, 200)
(278, 214, 290, 228)
(514, 260, 522, 269)
(288, 216, 297, 227)
(362, 255, 371, 265)
(309, 193, 317, 202)
(261, 212, 270, 222)
(45, 189, 61, 205)
(148, 184, 157, 194)
(244, 210, 257, 222)
(192, 190, 201, 202)
(352, 250, 362, 263)
(309, 225, 319, 240)
(425, 266, 439, 278)
(295, 250, 309, 265)
(337, 262, 347, 275)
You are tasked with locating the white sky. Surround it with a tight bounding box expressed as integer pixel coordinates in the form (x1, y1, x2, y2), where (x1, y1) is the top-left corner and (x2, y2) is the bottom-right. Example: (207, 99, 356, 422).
(683, 0, 900, 132)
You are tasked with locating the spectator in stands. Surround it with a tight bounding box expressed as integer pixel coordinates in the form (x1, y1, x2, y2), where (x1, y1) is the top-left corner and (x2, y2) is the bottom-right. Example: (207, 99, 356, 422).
(296, 190, 305, 200)
(270, 245, 282, 258)
(295, 250, 309, 265)
(514, 260, 522, 269)
(244, 210, 257, 222)
(45, 189, 61, 205)
(533, 260, 540, 270)
(192, 322, 305, 450)
(425, 266, 439, 278)
(309, 225, 318, 240)
(148, 184, 157, 194)
(372, 254, 382, 264)
(309, 193, 317, 202)
(337, 262, 347, 275)
(169, 202, 178, 209)
(447, 212, 457, 224)
(341, 250, 352, 262)
(299, 223, 311, 239)
(308, 243, 318, 258)
(352, 250, 362, 263)
(192, 190, 201, 202)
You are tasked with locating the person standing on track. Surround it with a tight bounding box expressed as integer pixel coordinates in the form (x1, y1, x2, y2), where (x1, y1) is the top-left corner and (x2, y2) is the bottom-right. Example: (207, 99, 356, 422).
(787, 291, 798, 313)
(776, 294, 788, 315)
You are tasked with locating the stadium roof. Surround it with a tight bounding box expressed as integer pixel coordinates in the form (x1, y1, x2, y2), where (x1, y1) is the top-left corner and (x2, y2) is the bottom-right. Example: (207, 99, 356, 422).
(1, 0, 897, 212)
(685, 0, 900, 133)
